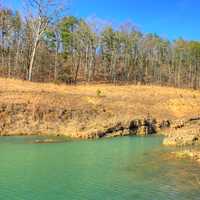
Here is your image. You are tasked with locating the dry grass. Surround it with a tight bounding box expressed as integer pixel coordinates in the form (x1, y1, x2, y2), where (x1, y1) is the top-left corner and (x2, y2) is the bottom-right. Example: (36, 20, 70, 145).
(1, 78, 200, 121)
(1, 78, 200, 137)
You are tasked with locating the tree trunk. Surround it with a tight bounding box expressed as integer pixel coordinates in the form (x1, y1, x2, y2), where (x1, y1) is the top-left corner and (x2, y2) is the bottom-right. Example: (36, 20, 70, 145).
(28, 38, 39, 81)
(54, 46, 58, 81)
(74, 55, 81, 84)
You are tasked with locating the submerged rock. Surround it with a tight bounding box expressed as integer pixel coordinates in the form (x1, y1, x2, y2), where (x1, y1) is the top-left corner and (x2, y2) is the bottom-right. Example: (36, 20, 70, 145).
(35, 139, 55, 144)
(172, 150, 200, 164)
(34, 138, 67, 144)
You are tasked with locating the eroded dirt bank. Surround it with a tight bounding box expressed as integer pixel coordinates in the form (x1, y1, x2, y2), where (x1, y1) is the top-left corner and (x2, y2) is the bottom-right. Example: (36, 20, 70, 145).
(0, 102, 170, 138)
(1, 78, 200, 141)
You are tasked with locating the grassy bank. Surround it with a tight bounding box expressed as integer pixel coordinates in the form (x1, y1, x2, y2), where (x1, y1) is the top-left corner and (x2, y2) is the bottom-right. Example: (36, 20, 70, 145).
(1, 78, 200, 138)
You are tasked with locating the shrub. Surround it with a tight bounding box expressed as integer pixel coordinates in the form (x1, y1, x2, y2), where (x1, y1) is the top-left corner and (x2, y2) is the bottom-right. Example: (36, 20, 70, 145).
(96, 89, 102, 97)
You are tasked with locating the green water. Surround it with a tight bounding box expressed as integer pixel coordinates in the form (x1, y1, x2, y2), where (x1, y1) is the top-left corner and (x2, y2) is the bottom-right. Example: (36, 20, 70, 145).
(0, 136, 199, 200)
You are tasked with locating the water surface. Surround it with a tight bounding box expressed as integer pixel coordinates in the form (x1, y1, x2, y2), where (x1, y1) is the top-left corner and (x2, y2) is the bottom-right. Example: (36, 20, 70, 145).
(0, 136, 199, 200)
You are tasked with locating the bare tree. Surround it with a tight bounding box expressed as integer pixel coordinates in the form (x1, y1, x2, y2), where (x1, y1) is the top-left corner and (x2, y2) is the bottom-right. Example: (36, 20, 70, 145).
(1, 3, 200, 88)
(24, 0, 64, 81)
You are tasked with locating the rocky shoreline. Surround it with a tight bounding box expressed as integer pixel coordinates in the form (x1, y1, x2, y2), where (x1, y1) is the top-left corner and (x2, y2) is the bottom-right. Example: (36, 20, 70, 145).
(163, 117, 200, 146)
(1, 102, 200, 164)
(162, 117, 200, 164)
(0, 102, 173, 139)
(1, 79, 200, 164)
(0, 103, 163, 138)
(0, 102, 200, 142)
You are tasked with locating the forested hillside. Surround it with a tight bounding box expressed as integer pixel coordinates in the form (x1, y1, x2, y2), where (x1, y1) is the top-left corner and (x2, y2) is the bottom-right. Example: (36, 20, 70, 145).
(1, 0, 200, 88)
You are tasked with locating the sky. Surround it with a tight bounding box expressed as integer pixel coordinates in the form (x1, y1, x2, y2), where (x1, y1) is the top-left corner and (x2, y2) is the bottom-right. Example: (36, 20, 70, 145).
(3, 0, 200, 41)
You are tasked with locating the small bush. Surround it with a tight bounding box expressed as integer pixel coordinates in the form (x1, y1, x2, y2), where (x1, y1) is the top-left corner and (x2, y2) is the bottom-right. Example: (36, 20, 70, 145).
(96, 89, 102, 97)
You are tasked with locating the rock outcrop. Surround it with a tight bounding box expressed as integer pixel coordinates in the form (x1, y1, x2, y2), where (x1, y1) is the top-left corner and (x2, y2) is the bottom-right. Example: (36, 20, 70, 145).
(80, 117, 169, 139)
(163, 117, 200, 146)
(0, 102, 169, 138)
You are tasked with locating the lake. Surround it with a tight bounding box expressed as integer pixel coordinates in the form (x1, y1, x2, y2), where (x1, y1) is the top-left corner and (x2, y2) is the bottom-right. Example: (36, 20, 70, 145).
(0, 136, 199, 200)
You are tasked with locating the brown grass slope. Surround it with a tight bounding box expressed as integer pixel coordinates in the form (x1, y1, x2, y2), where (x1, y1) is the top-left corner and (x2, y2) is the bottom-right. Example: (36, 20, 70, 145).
(0, 78, 200, 138)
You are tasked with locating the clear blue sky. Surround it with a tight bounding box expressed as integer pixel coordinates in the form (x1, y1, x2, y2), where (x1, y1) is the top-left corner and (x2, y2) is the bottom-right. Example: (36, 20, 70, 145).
(4, 0, 200, 41)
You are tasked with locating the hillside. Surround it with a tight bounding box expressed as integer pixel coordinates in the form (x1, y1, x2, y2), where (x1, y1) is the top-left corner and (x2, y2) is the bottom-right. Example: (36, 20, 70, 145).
(1, 78, 200, 138)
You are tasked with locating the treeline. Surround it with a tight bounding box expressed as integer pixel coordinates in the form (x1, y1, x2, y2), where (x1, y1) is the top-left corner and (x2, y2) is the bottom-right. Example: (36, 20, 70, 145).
(1, 1, 200, 88)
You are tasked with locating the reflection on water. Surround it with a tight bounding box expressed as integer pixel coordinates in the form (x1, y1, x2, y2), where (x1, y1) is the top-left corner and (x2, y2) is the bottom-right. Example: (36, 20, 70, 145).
(0, 136, 199, 200)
